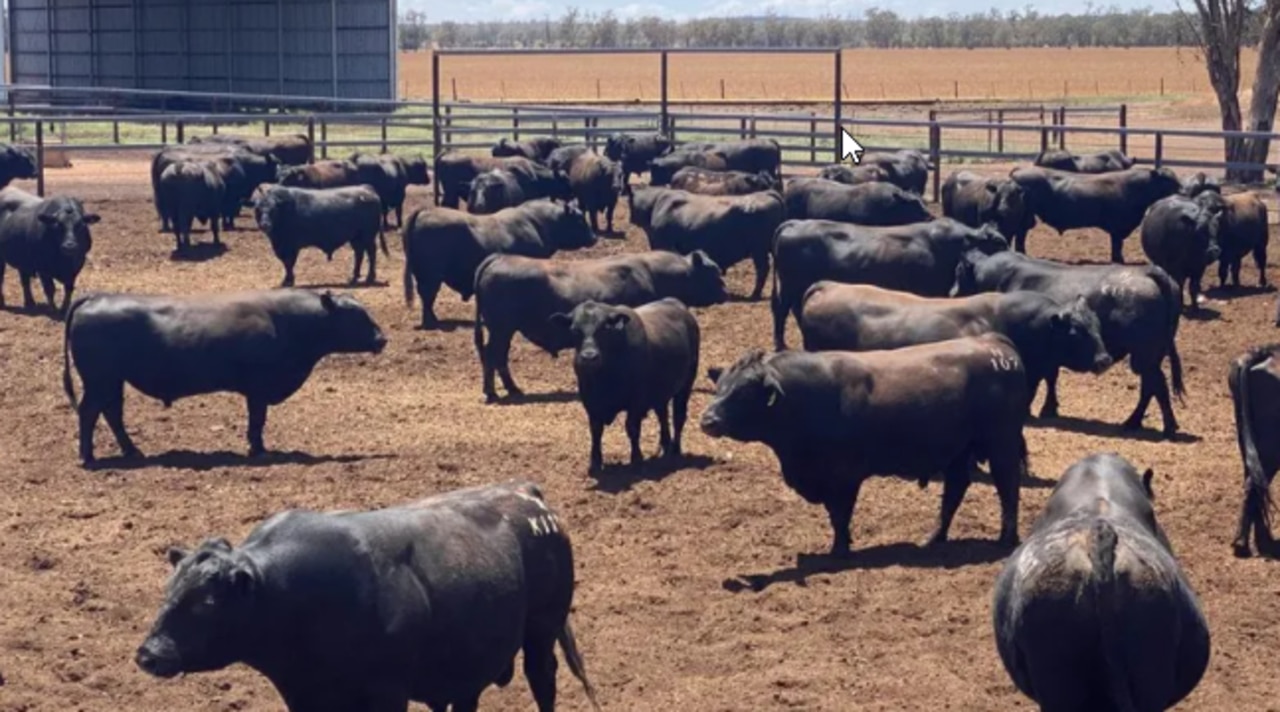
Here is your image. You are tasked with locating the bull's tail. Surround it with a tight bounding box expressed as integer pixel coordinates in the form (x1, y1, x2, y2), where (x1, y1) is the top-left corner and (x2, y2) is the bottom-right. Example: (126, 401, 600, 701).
(1148, 265, 1186, 400)
(1231, 346, 1277, 533)
(1090, 519, 1138, 712)
(402, 210, 419, 307)
(62, 294, 91, 409)
(558, 617, 601, 711)
(473, 254, 501, 362)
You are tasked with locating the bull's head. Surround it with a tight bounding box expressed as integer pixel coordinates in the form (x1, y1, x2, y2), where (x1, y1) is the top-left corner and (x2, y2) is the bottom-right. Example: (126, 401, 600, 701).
(38, 198, 99, 262)
(549, 201, 597, 250)
(136, 538, 258, 679)
(1050, 294, 1113, 375)
(683, 250, 728, 307)
(319, 291, 387, 355)
(549, 301, 636, 378)
(701, 350, 784, 443)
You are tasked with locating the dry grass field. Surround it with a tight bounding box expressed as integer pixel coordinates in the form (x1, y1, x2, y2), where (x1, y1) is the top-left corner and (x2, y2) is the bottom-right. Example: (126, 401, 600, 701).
(1, 156, 1280, 711)
(401, 47, 1261, 103)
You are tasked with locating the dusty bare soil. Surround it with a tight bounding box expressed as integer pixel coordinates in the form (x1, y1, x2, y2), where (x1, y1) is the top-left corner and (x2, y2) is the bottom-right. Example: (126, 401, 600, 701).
(2, 157, 1280, 711)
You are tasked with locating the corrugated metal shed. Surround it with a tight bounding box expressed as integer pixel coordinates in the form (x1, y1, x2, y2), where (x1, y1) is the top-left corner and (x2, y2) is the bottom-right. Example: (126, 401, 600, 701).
(8, 0, 397, 102)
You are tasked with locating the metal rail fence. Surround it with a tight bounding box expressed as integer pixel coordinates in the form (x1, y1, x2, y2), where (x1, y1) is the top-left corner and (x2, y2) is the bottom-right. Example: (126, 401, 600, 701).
(2, 81, 1277, 206)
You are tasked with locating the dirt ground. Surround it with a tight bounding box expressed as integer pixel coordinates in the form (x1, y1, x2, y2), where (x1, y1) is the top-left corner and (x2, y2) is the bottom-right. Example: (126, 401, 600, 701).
(2, 157, 1279, 712)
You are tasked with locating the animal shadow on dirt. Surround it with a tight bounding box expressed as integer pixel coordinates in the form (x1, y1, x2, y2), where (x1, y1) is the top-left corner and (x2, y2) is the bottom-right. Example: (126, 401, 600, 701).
(491, 390, 581, 406)
(725, 293, 767, 304)
(168, 242, 229, 263)
(0, 302, 63, 321)
(1204, 284, 1276, 301)
(304, 280, 389, 290)
(1183, 304, 1223, 322)
(1029, 414, 1201, 444)
(723, 538, 1012, 593)
(591, 453, 716, 494)
(84, 449, 390, 473)
(416, 318, 473, 332)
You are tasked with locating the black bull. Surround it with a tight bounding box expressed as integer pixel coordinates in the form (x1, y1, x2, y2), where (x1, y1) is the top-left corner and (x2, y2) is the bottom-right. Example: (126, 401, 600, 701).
(700, 335, 1029, 556)
(135, 481, 600, 712)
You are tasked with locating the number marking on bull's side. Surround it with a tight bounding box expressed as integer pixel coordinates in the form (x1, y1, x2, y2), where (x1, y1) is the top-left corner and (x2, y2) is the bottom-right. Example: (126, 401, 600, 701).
(528, 514, 559, 536)
(990, 349, 1019, 372)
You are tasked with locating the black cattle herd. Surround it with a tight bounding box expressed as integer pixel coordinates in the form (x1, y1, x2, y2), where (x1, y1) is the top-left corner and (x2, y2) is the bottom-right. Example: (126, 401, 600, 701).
(0, 127, 1278, 711)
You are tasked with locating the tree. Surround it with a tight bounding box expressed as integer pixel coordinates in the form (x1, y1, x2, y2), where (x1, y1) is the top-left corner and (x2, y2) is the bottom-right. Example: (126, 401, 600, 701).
(865, 8, 904, 48)
(1187, 0, 1280, 181)
(559, 8, 581, 48)
(400, 10, 429, 51)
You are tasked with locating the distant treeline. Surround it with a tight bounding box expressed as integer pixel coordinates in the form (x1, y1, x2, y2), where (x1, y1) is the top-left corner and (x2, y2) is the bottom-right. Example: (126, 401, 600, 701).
(396, 7, 1256, 51)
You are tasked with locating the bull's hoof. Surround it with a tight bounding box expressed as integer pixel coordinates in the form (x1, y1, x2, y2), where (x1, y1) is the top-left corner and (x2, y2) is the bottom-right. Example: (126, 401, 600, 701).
(483, 393, 500, 404)
(924, 530, 948, 547)
(826, 544, 853, 560)
(1037, 404, 1059, 419)
(419, 318, 440, 331)
(120, 446, 143, 460)
(1232, 540, 1253, 558)
(588, 460, 604, 476)
(998, 532, 1020, 548)
(248, 446, 266, 458)
(1120, 416, 1144, 431)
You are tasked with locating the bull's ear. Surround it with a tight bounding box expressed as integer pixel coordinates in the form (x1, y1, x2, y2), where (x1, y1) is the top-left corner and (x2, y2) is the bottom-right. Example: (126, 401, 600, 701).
(706, 367, 723, 386)
(985, 182, 999, 194)
(1049, 312, 1065, 329)
(605, 312, 631, 329)
(81, 213, 101, 225)
(1142, 468, 1156, 498)
(548, 313, 572, 331)
(764, 375, 786, 407)
(231, 565, 257, 597)
(37, 213, 58, 226)
(320, 291, 337, 311)
(167, 547, 188, 568)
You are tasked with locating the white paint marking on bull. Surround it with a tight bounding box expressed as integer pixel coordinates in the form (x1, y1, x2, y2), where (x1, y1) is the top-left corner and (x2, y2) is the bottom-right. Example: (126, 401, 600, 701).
(528, 514, 559, 537)
(513, 490, 551, 512)
(840, 129, 865, 164)
(990, 348, 1018, 372)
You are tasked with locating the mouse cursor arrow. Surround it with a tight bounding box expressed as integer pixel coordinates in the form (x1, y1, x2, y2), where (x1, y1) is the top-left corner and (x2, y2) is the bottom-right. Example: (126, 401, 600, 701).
(840, 129, 864, 164)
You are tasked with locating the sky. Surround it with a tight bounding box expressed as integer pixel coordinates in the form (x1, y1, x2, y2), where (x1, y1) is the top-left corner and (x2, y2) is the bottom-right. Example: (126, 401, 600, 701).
(401, 0, 1180, 23)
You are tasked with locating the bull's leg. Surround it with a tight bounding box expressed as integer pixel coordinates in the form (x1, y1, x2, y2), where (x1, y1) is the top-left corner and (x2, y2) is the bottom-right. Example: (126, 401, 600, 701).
(60, 277, 75, 315)
(672, 387, 690, 457)
(606, 201, 615, 233)
(18, 269, 36, 309)
(1234, 470, 1262, 557)
(364, 241, 378, 285)
(77, 388, 106, 465)
(988, 439, 1023, 547)
(750, 252, 769, 301)
(655, 403, 673, 458)
(522, 635, 559, 712)
(395, 203, 405, 229)
(416, 276, 444, 329)
(1039, 369, 1061, 419)
(1109, 233, 1125, 264)
(486, 330, 523, 400)
(1121, 371, 1155, 432)
(102, 384, 141, 459)
(0, 261, 7, 308)
(927, 458, 973, 547)
(278, 250, 298, 288)
(38, 274, 56, 308)
(350, 244, 366, 285)
(211, 217, 221, 246)
(771, 292, 789, 350)
(823, 480, 863, 557)
(625, 409, 645, 466)
(588, 417, 605, 474)
(1255, 242, 1269, 288)
(1150, 368, 1179, 437)
(1219, 259, 1232, 289)
(1189, 272, 1204, 309)
(246, 398, 269, 457)
(1014, 231, 1028, 255)
(1233, 259, 1245, 288)
(589, 210, 600, 233)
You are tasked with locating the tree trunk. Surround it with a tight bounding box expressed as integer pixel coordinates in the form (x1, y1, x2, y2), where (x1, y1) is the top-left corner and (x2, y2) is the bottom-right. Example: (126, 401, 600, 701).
(1240, 4, 1280, 182)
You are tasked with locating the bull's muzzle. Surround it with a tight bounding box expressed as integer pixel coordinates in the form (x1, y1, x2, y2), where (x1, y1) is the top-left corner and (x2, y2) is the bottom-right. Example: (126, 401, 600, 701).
(1094, 354, 1115, 374)
(700, 410, 726, 438)
(135, 639, 182, 679)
